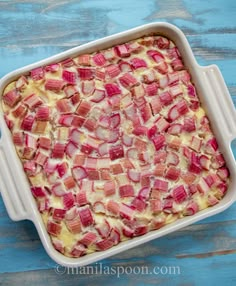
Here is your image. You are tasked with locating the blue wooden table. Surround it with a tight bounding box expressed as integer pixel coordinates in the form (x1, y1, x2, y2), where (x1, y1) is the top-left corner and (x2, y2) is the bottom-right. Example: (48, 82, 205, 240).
(0, 1, 236, 285)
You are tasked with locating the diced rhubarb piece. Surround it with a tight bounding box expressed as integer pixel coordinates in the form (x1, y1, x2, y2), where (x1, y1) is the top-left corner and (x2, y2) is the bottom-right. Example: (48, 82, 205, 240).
(167, 105, 179, 122)
(91, 89, 105, 103)
(64, 176, 76, 190)
(45, 79, 65, 91)
(52, 208, 67, 221)
(156, 116, 170, 132)
(147, 50, 164, 62)
(165, 166, 180, 181)
(76, 191, 88, 207)
(114, 44, 130, 57)
(63, 192, 75, 209)
(105, 195, 121, 215)
(92, 201, 106, 214)
(152, 134, 166, 151)
(150, 199, 162, 213)
(118, 60, 132, 73)
(217, 167, 230, 181)
(12, 103, 27, 118)
(34, 151, 48, 166)
(190, 136, 202, 152)
(132, 125, 148, 136)
(171, 58, 184, 71)
(64, 207, 77, 221)
(184, 201, 199, 216)
(52, 142, 65, 159)
(45, 63, 60, 73)
(122, 225, 134, 238)
(131, 197, 146, 212)
(173, 185, 187, 203)
(3, 89, 21, 107)
(127, 169, 140, 183)
(44, 160, 57, 174)
(166, 152, 179, 166)
(13, 132, 24, 146)
(81, 117, 94, 132)
(36, 106, 50, 121)
(197, 178, 210, 194)
(119, 73, 138, 89)
(15, 75, 28, 90)
(109, 145, 124, 161)
(189, 152, 202, 174)
(111, 163, 123, 175)
(121, 134, 133, 147)
(159, 91, 173, 106)
(145, 82, 158, 96)
(153, 164, 166, 177)
(47, 220, 62, 236)
(131, 85, 146, 100)
(138, 187, 151, 200)
(77, 54, 91, 66)
(167, 123, 182, 135)
(57, 162, 68, 178)
(61, 57, 74, 67)
(150, 97, 161, 115)
(177, 100, 189, 115)
(183, 117, 196, 132)
(70, 92, 81, 105)
(70, 243, 85, 257)
(169, 84, 183, 98)
(207, 195, 219, 206)
(38, 137, 51, 150)
(103, 180, 115, 196)
(205, 138, 218, 154)
(65, 140, 77, 158)
(81, 143, 93, 155)
(156, 36, 170, 49)
(56, 98, 71, 113)
(62, 70, 76, 84)
(126, 148, 138, 160)
(76, 101, 91, 117)
(93, 53, 106, 66)
(139, 103, 152, 123)
(77, 68, 94, 80)
(120, 203, 135, 220)
(31, 186, 46, 198)
(72, 166, 88, 181)
(21, 114, 35, 131)
(181, 172, 197, 185)
(101, 169, 111, 180)
(199, 155, 211, 170)
(110, 113, 121, 129)
(155, 61, 168, 74)
(24, 160, 36, 175)
(66, 219, 81, 234)
(104, 83, 121, 97)
(80, 232, 97, 247)
(96, 239, 114, 251)
(153, 179, 169, 192)
(109, 228, 120, 244)
(31, 67, 45, 80)
(79, 207, 94, 227)
(211, 154, 225, 169)
(69, 129, 82, 145)
(130, 57, 147, 69)
(81, 80, 95, 95)
(105, 64, 120, 78)
(141, 69, 157, 84)
(119, 185, 135, 197)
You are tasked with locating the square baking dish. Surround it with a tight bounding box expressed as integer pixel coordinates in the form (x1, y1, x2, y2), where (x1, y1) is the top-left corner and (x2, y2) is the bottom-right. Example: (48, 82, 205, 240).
(0, 22, 236, 267)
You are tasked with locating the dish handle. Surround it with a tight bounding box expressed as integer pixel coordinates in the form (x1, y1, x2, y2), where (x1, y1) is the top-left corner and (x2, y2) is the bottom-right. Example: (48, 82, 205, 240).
(0, 144, 30, 221)
(199, 65, 236, 141)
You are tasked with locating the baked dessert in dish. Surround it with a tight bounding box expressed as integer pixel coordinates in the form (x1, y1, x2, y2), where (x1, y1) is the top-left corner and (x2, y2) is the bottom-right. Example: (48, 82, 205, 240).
(2, 35, 230, 258)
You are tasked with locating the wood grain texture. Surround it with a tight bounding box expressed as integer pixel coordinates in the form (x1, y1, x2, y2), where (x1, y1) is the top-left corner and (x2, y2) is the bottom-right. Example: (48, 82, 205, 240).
(0, 0, 236, 285)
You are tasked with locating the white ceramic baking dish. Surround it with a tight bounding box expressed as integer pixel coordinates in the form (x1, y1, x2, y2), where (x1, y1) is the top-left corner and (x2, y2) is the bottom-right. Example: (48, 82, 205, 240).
(0, 22, 236, 267)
